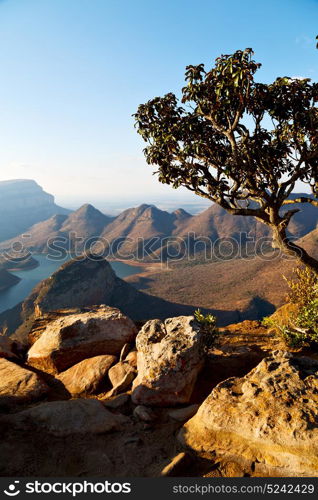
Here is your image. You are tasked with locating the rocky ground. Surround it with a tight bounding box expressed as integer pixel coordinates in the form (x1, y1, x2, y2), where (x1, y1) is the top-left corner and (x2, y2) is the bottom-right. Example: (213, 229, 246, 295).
(0, 305, 317, 477)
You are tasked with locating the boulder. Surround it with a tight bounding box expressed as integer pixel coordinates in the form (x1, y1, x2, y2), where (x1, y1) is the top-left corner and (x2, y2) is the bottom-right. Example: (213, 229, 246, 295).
(57, 354, 117, 396)
(132, 316, 206, 406)
(108, 362, 136, 396)
(179, 351, 318, 477)
(168, 404, 199, 422)
(133, 405, 156, 422)
(0, 337, 22, 360)
(102, 393, 130, 409)
(27, 306, 137, 374)
(0, 358, 48, 407)
(6, 399, 122, 437)
(125, 350, 137, 368)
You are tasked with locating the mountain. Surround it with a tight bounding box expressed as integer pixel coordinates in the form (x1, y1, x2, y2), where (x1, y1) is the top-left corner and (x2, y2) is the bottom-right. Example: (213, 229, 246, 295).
(61, 204, 112, 240)
(2, 226, 318, 337)
(0, 194, 317, 261)
(127, 227, 318, 324)
(100, 204, 187, 258)
(0, 204, 113, 254)
(174, 196, 318, 241)
(0, 255, 213, 340)
(0, 179, 70, 242)
(281, 193, 318, 237)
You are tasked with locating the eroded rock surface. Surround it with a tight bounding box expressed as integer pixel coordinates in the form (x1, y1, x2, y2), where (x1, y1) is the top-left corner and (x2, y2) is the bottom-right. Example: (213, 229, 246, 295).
(27, 306, 137, 374)
(0, 358, 48, 407)
(5, 399, 122, 437)
(132, 316, 206, 406)
(57, 355, 117, 396)
(179, 351, 318, 477)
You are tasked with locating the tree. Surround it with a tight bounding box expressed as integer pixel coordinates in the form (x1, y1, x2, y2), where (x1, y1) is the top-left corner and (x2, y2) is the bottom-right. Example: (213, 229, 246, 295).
(134, 49, 318, 272)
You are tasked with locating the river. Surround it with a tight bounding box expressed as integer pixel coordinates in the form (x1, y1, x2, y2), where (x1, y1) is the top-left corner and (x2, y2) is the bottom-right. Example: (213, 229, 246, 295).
(0, 255, 142, 313)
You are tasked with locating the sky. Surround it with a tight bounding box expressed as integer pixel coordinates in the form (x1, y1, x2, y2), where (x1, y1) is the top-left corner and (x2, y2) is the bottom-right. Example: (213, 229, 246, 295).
(0, 0, 317, 212)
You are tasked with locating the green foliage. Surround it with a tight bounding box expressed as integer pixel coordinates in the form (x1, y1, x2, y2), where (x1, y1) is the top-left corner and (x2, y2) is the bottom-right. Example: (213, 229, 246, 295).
(263, 267, 318, 348)
(194, 308, 217, 328)
(134, 48, 318, 272)
(194, 309, 219, 349)
(285, 266, 318, 307)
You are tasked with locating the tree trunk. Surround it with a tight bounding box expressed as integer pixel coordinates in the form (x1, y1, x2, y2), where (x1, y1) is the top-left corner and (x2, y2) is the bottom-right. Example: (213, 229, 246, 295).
(272, 225, 318, 275)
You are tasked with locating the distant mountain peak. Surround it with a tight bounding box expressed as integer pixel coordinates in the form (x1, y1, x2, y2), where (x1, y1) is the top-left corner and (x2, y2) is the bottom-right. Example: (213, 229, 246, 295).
(173, 208, 191, 218)
(73, 203, 105, 217)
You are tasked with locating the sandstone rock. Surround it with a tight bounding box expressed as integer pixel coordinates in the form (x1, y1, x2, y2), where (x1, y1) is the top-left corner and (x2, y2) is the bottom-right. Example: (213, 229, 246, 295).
(57, 354, 117, 396)
(108, 362, 136, 396)
(133, 405, 156, 422)
(132, 316, 206, 406)
(102, 393, 130, 409)
(27, 306, 137, 374)
(179, 351, 318, 477)
(125, 350, 137, 368)
(7, 399, 122, 437)
(168, 404, 199, 422)
(0, 358, 48, 407)
(0, 337, 21, 360)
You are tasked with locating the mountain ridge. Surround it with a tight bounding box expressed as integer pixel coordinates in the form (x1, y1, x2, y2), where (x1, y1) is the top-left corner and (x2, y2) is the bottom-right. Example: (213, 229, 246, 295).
(1, 193, 317, 260)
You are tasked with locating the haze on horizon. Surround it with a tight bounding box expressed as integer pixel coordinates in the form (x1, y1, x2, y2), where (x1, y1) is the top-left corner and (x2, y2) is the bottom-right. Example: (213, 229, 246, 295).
(0, 0, 317, 210)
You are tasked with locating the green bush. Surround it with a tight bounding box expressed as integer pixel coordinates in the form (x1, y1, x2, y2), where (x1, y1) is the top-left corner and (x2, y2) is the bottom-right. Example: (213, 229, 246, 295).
(263, 267, 318, 348)
(194, 309, 219, 348)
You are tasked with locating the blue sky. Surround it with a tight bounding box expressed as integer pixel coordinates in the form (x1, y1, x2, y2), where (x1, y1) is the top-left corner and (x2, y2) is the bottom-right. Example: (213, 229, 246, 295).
(0, 0, 317, 211)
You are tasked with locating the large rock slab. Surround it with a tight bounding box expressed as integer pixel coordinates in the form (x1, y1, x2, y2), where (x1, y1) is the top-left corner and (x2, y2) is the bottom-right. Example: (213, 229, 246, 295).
(179, 351, 318, 477)
(132, 316, 206, 406)
(57, 354, 117, 396)
(6, 399, 122, 437)
(108, 361, 136, 396)
(0, 358, 48, 407)
(27, 306, 137, 374)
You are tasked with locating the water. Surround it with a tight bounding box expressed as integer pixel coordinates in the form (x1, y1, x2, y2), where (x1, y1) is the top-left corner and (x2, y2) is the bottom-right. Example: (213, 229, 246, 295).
(0, 255, 142, 313)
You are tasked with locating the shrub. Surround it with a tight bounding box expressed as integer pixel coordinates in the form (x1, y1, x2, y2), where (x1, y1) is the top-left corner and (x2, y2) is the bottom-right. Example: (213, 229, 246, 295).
(194, 309, 219, 348)
(263, 267, 318, 348)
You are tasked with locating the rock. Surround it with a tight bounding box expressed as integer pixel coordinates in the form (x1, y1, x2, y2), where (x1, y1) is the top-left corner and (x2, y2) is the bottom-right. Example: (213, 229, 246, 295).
(0, 358, 48, 407)
(7, 399, 122, 437)
(168, 404, 199, 422)
(133, 405, 156, 422)
(102, 393, 130, 409)
(57, 354, 117, 396)
(33, 256, 118, 317)
(108, 362, 136, 396)
(160, 452, 193, 477)
(132, 316, 206, 406)
(27, 306, 137, 374)
(125, 350, 137, 368)
(179, 351, 318, 477)
(0, 337, 22, 360)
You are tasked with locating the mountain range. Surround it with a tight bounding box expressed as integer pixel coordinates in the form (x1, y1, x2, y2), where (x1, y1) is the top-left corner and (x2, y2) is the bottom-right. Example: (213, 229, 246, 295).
(1, 190, 317, 260)
(127, 226, 318, 323)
